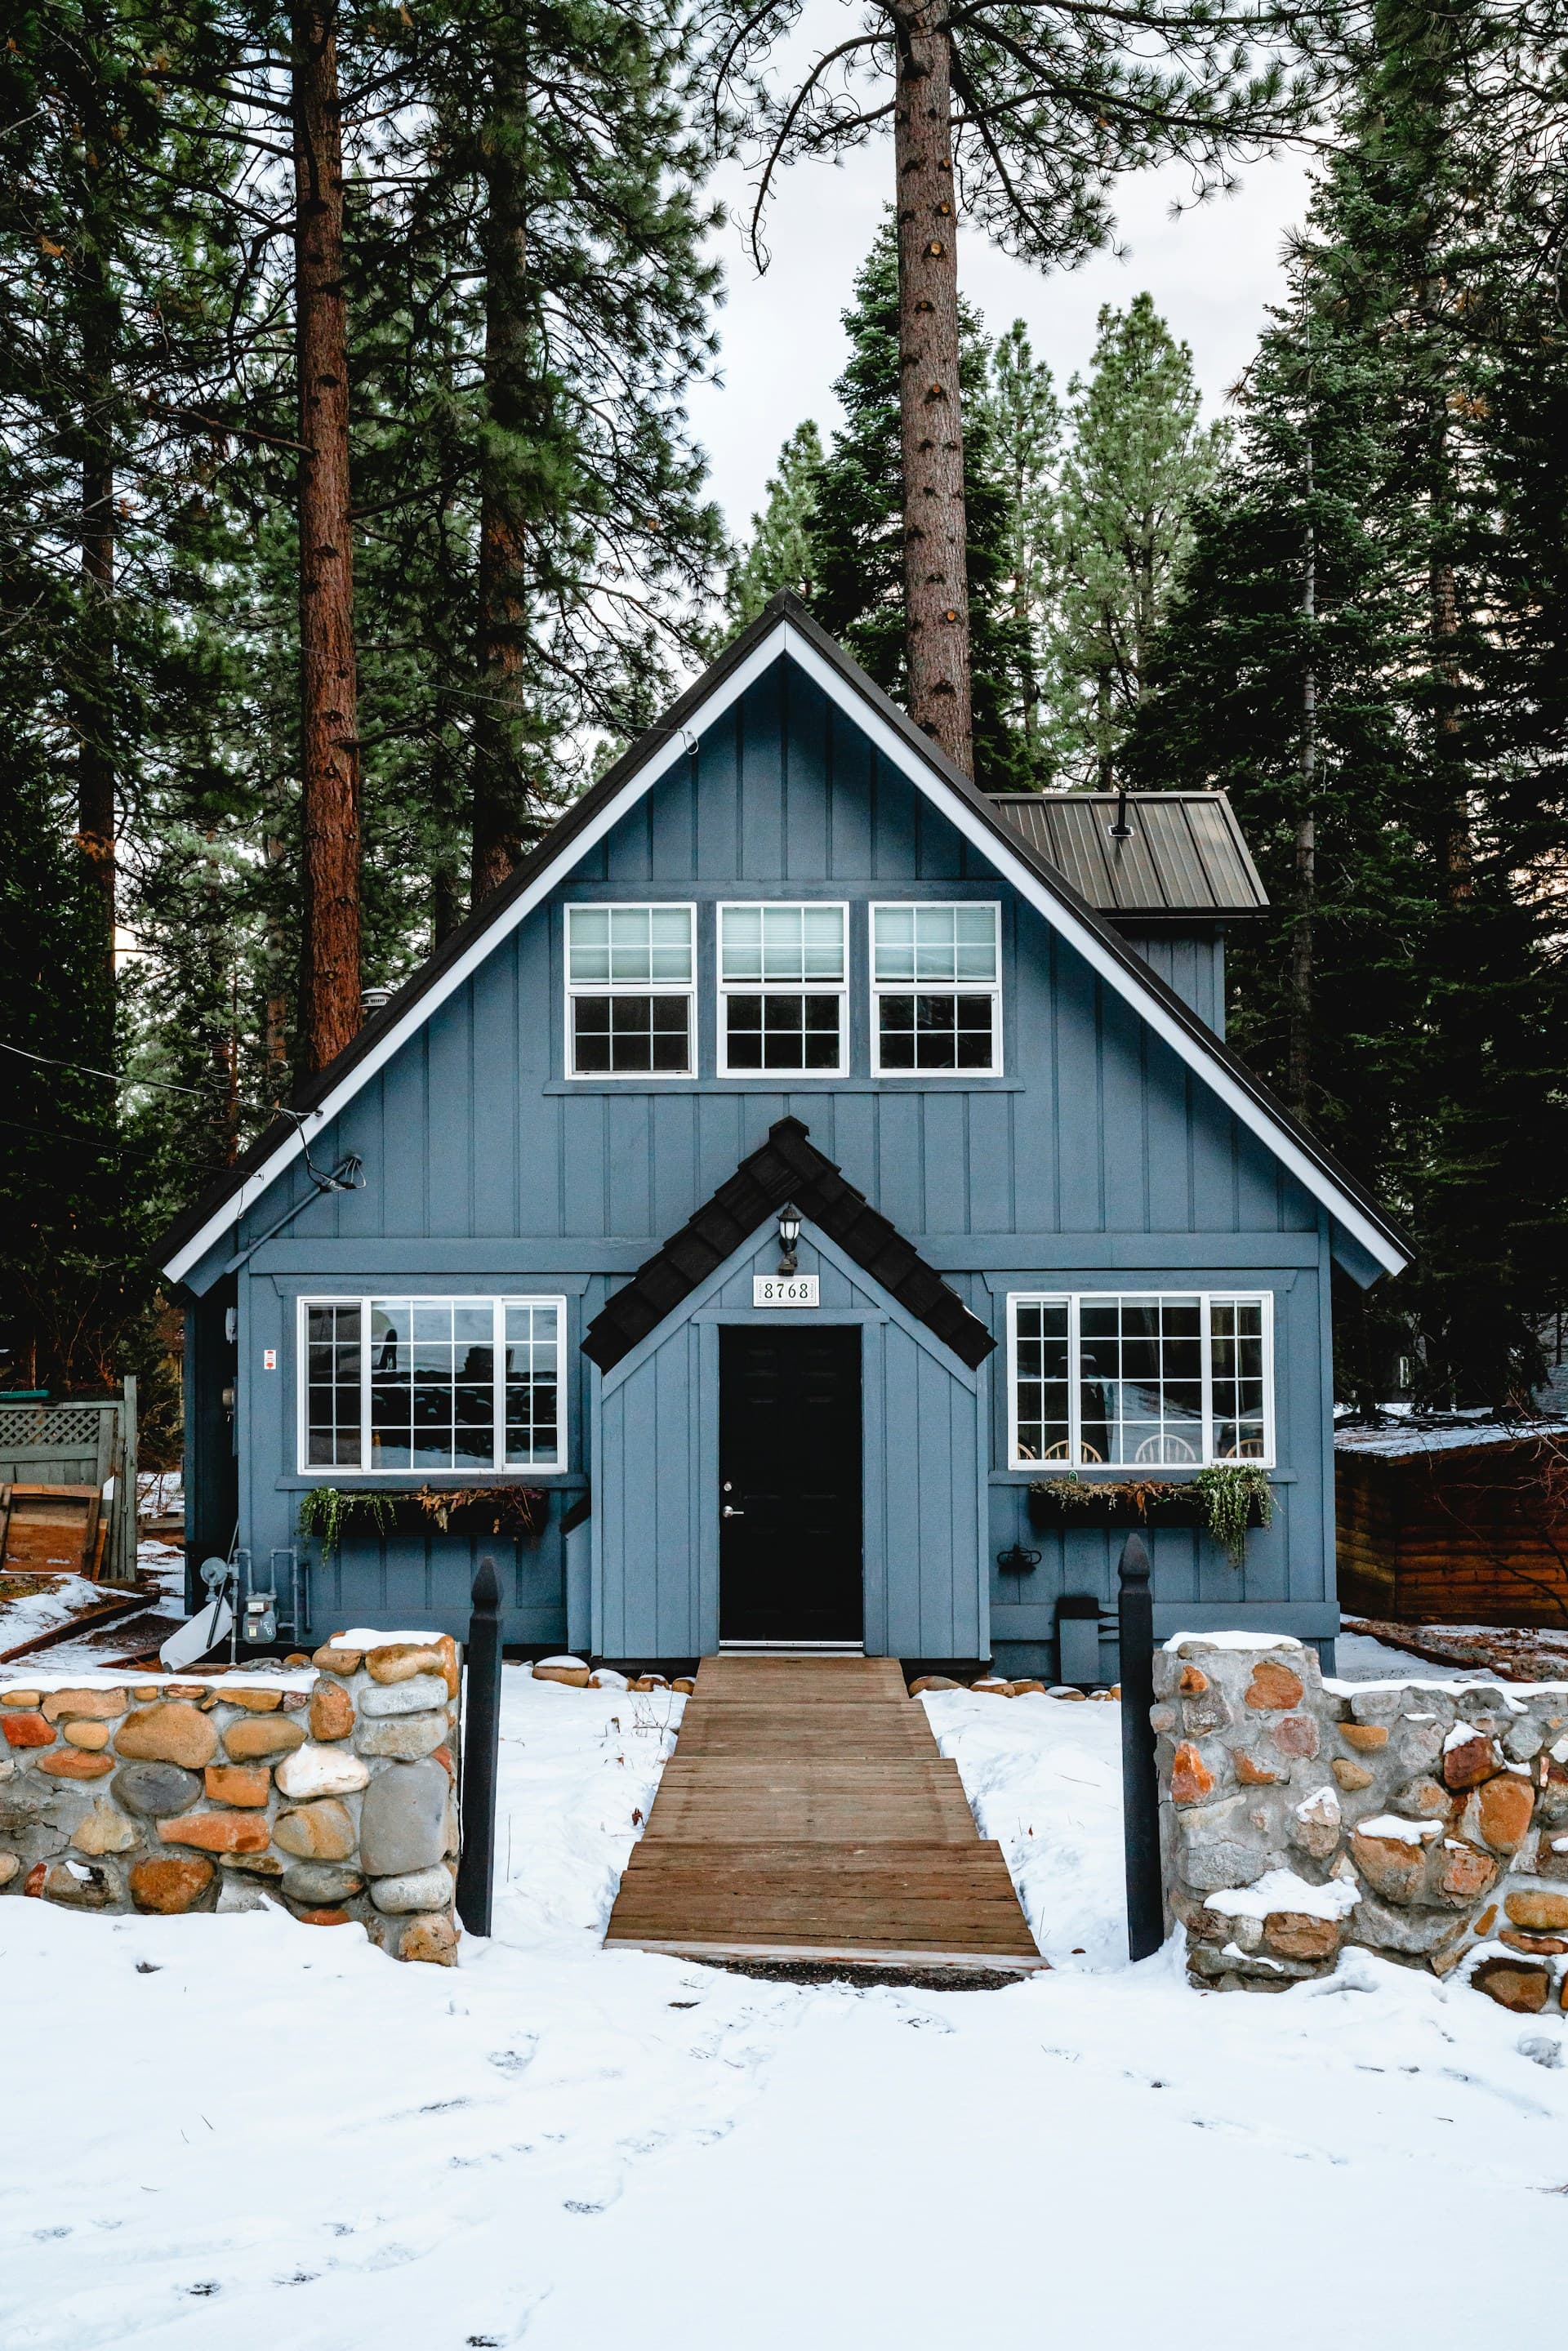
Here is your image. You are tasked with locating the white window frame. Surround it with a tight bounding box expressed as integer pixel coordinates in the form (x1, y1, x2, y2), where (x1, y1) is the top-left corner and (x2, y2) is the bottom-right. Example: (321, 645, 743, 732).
(869, 900, 1003, 1077)
(564, 902, 696, 1080)
(1005, 1290, 1275, 1471)
(715, 900, 850, 1079)
(296, 1293, 570, 1476)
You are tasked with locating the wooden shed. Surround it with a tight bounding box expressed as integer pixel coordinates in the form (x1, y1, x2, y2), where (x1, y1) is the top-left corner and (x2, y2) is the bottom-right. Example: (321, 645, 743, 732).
(1336, 1418, 1568, 1627)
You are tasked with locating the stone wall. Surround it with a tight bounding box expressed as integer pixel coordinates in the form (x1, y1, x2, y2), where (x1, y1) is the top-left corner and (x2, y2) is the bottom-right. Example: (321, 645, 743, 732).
(1154, 1635, 1568, 2011)
(0, 1635, 463, 1962)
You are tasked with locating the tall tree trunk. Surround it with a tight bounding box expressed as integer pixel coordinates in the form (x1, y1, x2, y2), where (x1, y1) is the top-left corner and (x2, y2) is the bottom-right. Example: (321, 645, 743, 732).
(292, 0, 361, 1072)
(892, 2, 973, 774)
(473, 59, 542, 904)
(1288, 435, 1316, 1115)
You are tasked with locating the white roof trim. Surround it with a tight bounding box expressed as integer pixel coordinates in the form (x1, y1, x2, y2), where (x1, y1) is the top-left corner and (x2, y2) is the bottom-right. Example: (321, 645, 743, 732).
(162, 615, 1405, 1284)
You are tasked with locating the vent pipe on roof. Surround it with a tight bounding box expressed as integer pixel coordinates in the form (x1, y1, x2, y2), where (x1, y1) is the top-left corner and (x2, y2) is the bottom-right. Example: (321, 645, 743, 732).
(1108, 786, 1133, 843)
(360, 984, 391, 1019)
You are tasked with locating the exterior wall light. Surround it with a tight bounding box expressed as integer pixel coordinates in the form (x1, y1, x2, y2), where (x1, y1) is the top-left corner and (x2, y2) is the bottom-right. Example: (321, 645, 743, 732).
(777, 1201, 802, 1275)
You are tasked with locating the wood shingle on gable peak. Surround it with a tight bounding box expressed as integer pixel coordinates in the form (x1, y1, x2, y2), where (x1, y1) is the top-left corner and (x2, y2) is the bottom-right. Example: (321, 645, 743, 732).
(157, 593, 1408, 1286)
(581, 1118, 996, 1374)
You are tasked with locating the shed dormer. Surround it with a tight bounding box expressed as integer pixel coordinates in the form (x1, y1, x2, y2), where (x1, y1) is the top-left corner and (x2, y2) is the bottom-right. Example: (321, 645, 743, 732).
(988, 790, 1268, 1037)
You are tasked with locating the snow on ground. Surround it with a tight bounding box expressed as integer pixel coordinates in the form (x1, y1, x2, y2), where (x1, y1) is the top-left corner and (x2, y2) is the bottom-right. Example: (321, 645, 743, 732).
(2, 1667, 1568, 2350)
(1332, 1627, 1503, 1683)
(0, 1570, 115, 1654)
(0, 1538, 189, 1672)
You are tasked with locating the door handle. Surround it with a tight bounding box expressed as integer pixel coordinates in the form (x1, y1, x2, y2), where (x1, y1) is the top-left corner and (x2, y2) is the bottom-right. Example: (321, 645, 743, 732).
(721, 1505, 745, 1518)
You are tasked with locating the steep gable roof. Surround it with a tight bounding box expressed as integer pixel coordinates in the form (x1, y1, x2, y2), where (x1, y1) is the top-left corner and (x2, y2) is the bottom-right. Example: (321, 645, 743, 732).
(158, 594, 1408, 1285)
(581, 1116, 995, 1374)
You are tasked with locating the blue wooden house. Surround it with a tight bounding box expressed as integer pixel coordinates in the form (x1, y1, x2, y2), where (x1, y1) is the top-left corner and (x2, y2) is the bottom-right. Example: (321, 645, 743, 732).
(158, 599, 1405, 1678)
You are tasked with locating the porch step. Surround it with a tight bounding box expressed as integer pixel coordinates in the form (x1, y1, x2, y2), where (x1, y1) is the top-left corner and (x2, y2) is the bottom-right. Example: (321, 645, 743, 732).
(608, 1841, 1039, 1961)
(644, 1760, 977, 1844)
(602, 1654, 1042, 1971)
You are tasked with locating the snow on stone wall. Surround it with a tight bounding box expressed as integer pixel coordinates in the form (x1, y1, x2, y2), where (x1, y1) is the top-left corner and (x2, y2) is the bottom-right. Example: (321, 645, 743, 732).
(0, 1636, 462, 1962)
(1153, 1638, 1568, 2010)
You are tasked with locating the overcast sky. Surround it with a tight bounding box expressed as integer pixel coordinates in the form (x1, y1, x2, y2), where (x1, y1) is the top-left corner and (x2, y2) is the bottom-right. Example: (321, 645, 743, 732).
(686, 115, 1316, 543)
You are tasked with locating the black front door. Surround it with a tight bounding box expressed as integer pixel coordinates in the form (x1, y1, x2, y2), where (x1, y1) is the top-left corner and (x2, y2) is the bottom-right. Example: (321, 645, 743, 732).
(719, 1325, 863, 1644)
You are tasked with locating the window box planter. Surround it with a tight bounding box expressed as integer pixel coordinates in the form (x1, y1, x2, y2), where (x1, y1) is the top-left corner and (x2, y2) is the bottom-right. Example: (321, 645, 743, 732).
(1027, 1479, 1205, 1532)
(1027, 1466, 1275, 1567)
(296, 1485, 550, 1556)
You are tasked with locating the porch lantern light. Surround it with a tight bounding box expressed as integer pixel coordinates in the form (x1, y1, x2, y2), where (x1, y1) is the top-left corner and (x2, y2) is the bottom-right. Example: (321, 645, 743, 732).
(777, 1200, 802, 1275)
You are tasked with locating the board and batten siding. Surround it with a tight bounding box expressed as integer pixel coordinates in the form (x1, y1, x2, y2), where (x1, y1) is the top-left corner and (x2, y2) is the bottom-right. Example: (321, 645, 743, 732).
(185, 652, 1342, 1662)
(592, 1226, 987, 1663)
(215, 657, 1310, 1269)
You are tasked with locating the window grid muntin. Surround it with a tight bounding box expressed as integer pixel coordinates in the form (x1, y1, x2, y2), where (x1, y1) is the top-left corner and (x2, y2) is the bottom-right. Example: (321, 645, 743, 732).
(305, 1302, 362, 1467)
(1007, 1292, 1273, 1470)
(870, 902, 1001, 1076)
(716, 902, 849, 1077)
(296, 1295, 568, 1476)
(565, 902, 695, 1079)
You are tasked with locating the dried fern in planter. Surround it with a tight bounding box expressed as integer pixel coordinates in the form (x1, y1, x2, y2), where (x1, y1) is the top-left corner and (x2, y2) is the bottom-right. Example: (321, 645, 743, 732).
(407, 1486, 548, 1538)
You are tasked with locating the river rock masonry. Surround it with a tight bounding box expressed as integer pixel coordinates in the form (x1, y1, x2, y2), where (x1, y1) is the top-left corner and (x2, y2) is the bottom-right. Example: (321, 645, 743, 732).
(1154, 1637, 1568, 2008)
(0, 1636, 462, 1962)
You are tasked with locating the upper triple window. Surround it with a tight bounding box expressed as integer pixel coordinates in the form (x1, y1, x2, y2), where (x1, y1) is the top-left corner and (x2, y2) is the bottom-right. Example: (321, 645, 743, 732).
(567, 904, 694, 1076)
(871, 902, 1001, 1074)
(718, 903, 848, 1075)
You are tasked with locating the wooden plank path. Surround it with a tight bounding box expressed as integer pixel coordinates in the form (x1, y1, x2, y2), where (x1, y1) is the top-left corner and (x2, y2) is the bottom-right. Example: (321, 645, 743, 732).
(604, 1654, 1043, 1970)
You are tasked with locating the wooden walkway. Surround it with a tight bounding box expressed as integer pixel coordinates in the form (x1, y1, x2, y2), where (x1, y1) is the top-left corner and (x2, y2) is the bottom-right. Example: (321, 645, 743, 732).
(604, 1654, 1043, 1971)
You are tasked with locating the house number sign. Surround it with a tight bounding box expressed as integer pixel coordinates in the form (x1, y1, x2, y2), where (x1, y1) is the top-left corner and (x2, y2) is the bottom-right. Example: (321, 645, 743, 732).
(753, 1275, 820, 1307)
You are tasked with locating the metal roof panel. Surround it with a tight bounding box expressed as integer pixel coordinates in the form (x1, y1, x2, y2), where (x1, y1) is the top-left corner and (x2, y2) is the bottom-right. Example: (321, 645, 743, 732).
(988, 792, 1268, 917)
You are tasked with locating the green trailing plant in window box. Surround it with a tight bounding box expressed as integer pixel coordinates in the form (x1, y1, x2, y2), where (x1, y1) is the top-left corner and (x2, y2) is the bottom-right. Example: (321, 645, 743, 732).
(296, 1486, 396, 1560)
(1027, 1463, 1274, 1565)
(296, 1484, 550, 1556)
(1191, 1463, 1274, 1567)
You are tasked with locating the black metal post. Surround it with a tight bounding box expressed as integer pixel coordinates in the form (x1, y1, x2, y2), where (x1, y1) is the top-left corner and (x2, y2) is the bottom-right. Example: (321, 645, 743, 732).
(456, 1555, 503, 1937)
(1117, 1531, 1165, 1961)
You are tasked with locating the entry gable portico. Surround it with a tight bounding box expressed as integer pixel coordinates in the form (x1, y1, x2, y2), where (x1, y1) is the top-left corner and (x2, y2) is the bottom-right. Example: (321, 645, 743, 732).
(588, 1137, 992, 1666)
(582, 1115, 995, 1374)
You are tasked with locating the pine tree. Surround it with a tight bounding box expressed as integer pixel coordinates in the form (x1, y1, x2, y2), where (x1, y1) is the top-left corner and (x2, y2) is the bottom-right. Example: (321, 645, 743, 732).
(1053, 295, 1227, 787)
(353, 0, 726, 914)
(976, 320, 1061, 782)
(803, 217, 1027, 788)
(706, 0, 1330, 774)
(1134, 0, 1568, 1411)
(724, 421, 823, 630)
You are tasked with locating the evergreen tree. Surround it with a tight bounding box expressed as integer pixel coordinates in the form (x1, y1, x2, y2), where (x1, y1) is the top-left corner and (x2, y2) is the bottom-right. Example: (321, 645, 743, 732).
(0, 0, 265, 1396)
(1053, 295, 1227, 787)
(706, 0, 1330, 774)
(976, 322, 1061, 783)
(724, 421, 823, 630)
(351, 0, 726, 916)
(803, 217, 1028, 789)
(1134, 0, 1568, 1410)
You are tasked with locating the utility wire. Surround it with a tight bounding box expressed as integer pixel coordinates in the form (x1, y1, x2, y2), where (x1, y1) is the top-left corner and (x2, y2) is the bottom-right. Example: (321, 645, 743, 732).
(0, 1038, 216, 1098)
